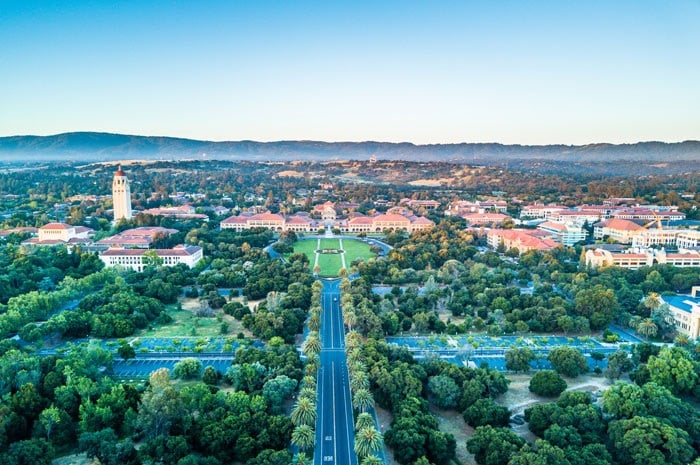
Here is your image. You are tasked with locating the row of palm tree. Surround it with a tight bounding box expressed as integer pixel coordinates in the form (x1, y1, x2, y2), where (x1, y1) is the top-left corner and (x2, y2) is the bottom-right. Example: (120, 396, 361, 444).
(290, 282, 325, 461)
(341, 279, 385, 462)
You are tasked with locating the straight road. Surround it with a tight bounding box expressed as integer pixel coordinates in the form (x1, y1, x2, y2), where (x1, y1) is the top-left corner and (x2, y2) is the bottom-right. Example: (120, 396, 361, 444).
(315, 279, 358, 465)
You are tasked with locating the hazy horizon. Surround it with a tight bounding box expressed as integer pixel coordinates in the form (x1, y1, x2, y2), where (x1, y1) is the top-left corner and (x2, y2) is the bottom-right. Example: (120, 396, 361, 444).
(1, 131, 698, 147)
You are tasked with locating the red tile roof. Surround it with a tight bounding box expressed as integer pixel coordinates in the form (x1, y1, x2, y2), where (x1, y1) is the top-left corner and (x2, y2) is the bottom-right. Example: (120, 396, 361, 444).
(40, 222, 71, 230)
(595, 218, 643, 231)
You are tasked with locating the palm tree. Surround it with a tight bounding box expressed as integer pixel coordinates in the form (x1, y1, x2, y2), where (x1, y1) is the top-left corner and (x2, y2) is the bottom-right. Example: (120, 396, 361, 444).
(355, 412, 375, 431)
(291, 424, 315, 452)
(350, 371, 369, 394)
(301, 375, 316, 390)
(637, 318, 658, 340)
(291, 398, 317, 426)
(643, 292, 661, 310)
(347, 360, 366, 378)
(353, 388, 375, 413)
(307, 313, 321, 332)
(628, 315, 643, 331)
(361, 455, 383, 465)
(354, 426, 383, 458)
(298, 387, 317, 402)
(345, 331, 362, 350)
(346, 348, 363, 365)
(292, 452, 312, 465)
(303, 332, 321, 357)
(344, 310, 357, 331)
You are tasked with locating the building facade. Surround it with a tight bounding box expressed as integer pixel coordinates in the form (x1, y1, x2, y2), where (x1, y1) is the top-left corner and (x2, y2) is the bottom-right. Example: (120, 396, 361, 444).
(99, 244, 203, 272)
(585, 248, 700, 269)
(537, 221, 588, 246)
(662, 288, 700, 340)
(487, 229, 559, 254)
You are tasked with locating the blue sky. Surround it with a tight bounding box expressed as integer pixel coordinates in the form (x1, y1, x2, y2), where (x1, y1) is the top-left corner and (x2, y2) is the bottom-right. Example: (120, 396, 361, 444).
(1, 0, 698, 144)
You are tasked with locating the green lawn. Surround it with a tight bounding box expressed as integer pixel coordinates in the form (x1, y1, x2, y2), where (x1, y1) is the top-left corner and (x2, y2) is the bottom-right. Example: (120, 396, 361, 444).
(290, 238, 375, 277)
(137, 298, 247, 338)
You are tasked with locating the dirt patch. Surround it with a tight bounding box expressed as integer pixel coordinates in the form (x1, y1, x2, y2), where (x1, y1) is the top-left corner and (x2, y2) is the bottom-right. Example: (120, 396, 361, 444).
(408, 179, 443, 187)
(429, 404, 476, 465)
(495, 373, 613, 441)
(52, 453, 92, 465)
(228, 295, 262, 311)
(276, 170, 304, 177)
(498, 373, 612, 416)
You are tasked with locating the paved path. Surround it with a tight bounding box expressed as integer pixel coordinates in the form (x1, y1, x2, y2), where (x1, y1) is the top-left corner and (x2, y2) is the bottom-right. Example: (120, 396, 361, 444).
(315, 279, 358, 465)
(338, 238, 347, 270)
(314, 238, 321, 269)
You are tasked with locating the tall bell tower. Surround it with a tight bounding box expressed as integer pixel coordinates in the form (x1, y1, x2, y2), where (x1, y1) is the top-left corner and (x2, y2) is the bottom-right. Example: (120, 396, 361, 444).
(112, 165, 133, 221)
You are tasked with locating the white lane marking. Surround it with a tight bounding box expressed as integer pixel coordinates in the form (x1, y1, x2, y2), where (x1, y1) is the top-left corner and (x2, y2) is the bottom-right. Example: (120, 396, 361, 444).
(339, 238, 347, 270)
(315, 238, 321, 268)
(341, 359, 355, 465)
(332, 361, 338, 465)
(318, 365, 325, 463)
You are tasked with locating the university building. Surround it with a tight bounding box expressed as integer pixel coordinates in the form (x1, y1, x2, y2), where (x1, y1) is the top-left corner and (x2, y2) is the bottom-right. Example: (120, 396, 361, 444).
(99, 244, 203, 272)
(662, 287, 700, 340)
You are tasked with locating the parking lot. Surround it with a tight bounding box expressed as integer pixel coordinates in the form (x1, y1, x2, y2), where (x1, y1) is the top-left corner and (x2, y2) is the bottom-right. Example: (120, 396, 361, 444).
(113, 355, 233, 377)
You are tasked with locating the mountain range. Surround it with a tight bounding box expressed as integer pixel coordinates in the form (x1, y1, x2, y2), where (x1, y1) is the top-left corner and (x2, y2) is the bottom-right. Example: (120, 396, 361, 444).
(1, 132, 699, 175)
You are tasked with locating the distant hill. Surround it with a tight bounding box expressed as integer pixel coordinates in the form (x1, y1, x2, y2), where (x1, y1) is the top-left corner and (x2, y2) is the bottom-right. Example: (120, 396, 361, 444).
(1, 132, 699, 175)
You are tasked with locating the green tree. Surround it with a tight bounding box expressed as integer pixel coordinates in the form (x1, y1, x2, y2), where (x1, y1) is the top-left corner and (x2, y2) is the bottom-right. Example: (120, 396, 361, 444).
(529, 370, 567, 397)
(3, 438, 54, 465)
(637, 318, 658, 340)
(604, 350, 633, 380)
(291, 397, 317, 426)
(137, 368, 183, 439)
(202, 365, 218, 385)
(353, 388, 376, 413)
(356, 412, 375, 431)
(508, 439, 571, 465)
(427, 375, 460, 409)
(291, 424, 315, 452)
(647, 346, 698, 394)
(547, 347, 588, 378)
(362, 455, 384, 465)
(354, 426, 383, 458)
(463, 398, 510, 427)
(262, 375, 298, 414)
(173, 357, 203, 379)
(117, 342, 135, 360)
(505, 347, 535, 373)
(466, 425, 525, 465)
(607, 416, 694, 465)
(573, 285, 618, 330)
(38, 405, 62, 440)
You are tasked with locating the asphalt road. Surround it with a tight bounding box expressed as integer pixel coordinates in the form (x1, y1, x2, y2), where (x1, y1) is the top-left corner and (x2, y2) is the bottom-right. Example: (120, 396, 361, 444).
(315, 279, 358, 465)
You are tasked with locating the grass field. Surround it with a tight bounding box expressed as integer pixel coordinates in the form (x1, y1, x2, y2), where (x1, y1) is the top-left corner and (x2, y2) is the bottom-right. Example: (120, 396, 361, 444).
(291, 238, 375, 277)
(137, 297, 250, 338)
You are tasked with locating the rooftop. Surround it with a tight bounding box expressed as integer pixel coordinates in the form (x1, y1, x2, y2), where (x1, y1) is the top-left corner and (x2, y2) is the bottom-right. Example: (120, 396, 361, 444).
(663, 295, 700, 313)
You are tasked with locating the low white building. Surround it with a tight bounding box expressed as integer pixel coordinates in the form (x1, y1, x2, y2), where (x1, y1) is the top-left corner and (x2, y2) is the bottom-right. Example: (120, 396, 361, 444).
(38, 222, 93, 242)
(99, 244, 203, 272)
(585, 248, 700, 269)
(677, 230, 700, 249)
(537, 221, 587, 246)
(662, 287, 700, 340)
